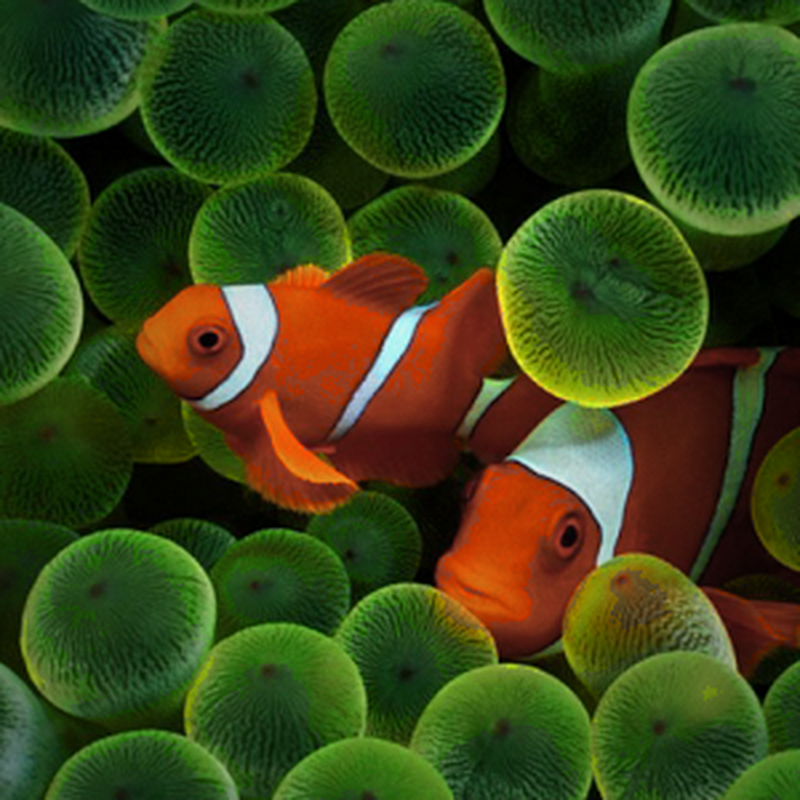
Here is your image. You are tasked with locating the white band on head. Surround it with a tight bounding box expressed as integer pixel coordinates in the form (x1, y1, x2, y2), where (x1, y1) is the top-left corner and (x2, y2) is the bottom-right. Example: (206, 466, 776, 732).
(328, 303, 436, 442)
(191, 285, 278, 412)
(508, 403, 634, 567)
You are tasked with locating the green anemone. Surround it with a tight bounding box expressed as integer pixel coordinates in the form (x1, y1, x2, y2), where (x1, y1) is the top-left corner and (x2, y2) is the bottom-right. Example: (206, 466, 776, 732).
(347, 184, 502, 302)
(0, 128, 90, 260)
(0, 203, 83, 407)
(189, 173, 350, 284)
(77, 167, 212, 327)
(335, 582, 497, 743)
(324, 0, 506, 178)
(0, 378, 133, 529)
(139, 10, 317, 184)
(0, 0, 164, 137)
(497, 189, 708, 407)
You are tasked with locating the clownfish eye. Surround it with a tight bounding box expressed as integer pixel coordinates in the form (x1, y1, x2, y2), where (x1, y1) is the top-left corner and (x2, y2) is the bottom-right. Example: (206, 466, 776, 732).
(552, 515, 582, 560)
(188, 325, 228, 356)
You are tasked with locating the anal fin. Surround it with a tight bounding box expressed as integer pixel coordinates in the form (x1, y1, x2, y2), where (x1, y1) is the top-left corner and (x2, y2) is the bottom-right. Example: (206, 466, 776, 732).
(226, 391, 358, 513)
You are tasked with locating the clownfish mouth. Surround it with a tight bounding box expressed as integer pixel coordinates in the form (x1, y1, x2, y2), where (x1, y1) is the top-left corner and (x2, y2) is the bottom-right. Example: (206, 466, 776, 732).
(436, 561, 518, 622)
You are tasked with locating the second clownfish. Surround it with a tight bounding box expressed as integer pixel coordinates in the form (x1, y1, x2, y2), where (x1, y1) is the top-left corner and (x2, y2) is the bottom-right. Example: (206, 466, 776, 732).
(135, 253, 507, 512)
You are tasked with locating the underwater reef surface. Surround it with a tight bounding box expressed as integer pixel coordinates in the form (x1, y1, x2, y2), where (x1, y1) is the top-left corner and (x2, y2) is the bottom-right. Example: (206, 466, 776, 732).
(2, 0, 800, 798)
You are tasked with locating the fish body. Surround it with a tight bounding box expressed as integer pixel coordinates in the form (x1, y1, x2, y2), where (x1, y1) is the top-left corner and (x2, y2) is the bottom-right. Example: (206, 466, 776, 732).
(437, 347, 800, 673)
(136, 253, 507, 512)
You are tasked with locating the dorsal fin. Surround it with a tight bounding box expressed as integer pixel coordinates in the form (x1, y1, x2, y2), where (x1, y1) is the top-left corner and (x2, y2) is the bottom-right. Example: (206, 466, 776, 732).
(271, 264, 329, 289)
(320, 252, 428, 314)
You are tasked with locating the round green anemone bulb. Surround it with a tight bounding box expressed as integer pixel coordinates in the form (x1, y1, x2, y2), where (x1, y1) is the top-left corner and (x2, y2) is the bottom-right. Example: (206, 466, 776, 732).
(78, 167, 212, 327)
(591, 651, 768, 800)
(0, 0, 164, 137)
(189, 173, 349, 285)
(483, 0, 672, 73)
(562, 554, 736, 698)
(78, 0, 193, 21)
(751, 426, 800, 571)
(497, 190, 709, 407)
(685, 0, 800, 24)
(0, 203, 83, 407)
(0, 128, 90, 260)
(273, 737, 454, 800)
(181, 403, 248, 485)
(723, 750, 800, 800)
(0, 519, 79, 681)
(0, 378, 133, 529)
(763, 658, 800, 752)
(628, 23, 800, 238)
(198, 0, 299, 13)
(0, 663, 65, 800)
(285, 100, 390, 211)
(334, 582, 498, 744)
(306, 491, 422, 602)
(66, 325, 195, 464)
(409, 663, 593, 800)
(209, 528, 351, 640)
(140, 10, 316, 185)
(324, 1, 506, 178)
(184, 622, 367, 798)
(149, 517, 236, 573)
(347, 185, 502, 302)
(22, 528, 217, 731)
(43, 729, 238, 800)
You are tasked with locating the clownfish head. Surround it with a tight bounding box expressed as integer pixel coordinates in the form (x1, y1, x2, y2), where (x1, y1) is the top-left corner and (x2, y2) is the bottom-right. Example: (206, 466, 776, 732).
(136, 283, 278, 410)
(434, 462, 603, 659)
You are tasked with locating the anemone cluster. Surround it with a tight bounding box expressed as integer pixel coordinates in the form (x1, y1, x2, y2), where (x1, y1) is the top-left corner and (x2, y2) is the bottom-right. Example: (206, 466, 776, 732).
(2, 1, 800, 798)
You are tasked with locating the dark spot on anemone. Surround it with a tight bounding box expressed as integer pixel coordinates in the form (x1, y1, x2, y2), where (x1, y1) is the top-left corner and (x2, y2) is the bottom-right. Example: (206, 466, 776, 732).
(39, 426, 57, 443)
(776, 472, 791, 489)
(653, 719, 667, 736)
(613, 572, 630, 589)
(89, 581, 106, 599)
(398, 665, 415, 681)
(609, 256, 620, 267)
(572, 281, 593, 301)
(445, 250, 461, 266)
(241, 68, 261, 89)
(261, 663, 277, 678)
(144, 417, 158, 428)
(493, 718, 512, 738)
(382, 41, 403, 59)
(343, 547, 356, 561)
(729, 76, 755, 93)
(114, 789, 131, 800)
(162, 258, 183, 278)
(361, 792, 377, 800)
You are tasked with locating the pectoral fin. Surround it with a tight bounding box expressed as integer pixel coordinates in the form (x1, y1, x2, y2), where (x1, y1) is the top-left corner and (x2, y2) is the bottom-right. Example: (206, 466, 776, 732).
(228, 390, 357, 513)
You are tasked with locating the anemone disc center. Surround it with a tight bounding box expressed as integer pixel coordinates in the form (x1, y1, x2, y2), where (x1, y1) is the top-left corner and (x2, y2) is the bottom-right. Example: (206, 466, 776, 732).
(493, 718, 512, 738)
(382, 41, 404, 59)
(89, 580, 106, 599)
(653, 719, 667, 736)
(399, 665, 415, 681)
(729, 76, 755, 93)
(241, 68, 261, 89)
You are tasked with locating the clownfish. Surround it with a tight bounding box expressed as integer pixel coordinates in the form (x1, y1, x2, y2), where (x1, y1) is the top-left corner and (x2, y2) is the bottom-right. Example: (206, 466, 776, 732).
(135, 253, 507, 513)
(437, 347, 800, 677)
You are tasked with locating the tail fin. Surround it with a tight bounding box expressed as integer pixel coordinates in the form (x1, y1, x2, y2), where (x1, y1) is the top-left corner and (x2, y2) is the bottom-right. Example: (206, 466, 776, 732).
(701, 586, 800, 679)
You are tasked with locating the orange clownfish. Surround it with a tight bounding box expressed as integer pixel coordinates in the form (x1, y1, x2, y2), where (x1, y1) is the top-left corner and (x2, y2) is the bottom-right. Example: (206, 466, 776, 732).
(438, 347, 800, 677)
(135, 253, 507, 513)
